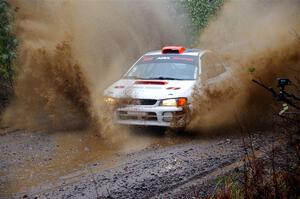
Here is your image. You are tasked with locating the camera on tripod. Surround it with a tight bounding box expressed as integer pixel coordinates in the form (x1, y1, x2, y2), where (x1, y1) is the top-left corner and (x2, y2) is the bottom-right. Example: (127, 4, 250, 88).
(277, 78, 290, 89)
(253, 77, 300, 110)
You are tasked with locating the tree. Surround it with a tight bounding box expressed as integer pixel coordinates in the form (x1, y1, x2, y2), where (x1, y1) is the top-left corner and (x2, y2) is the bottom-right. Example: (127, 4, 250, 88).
(0, 0, 17, 86)
(180, 0, 224, 45)
(0, 0, 17, 107)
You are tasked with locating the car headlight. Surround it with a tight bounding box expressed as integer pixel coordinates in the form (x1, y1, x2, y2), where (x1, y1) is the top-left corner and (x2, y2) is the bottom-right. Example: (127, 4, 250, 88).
(161, 98, 187, 107)
(104, 97, 116, 105)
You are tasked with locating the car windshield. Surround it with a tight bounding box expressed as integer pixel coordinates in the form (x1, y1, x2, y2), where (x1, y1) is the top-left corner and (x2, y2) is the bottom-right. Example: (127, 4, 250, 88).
(125, 55, 198, 80)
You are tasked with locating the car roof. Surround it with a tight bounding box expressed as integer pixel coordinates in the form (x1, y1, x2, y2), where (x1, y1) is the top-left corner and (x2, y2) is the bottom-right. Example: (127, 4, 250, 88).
(144, 48, 205, 57)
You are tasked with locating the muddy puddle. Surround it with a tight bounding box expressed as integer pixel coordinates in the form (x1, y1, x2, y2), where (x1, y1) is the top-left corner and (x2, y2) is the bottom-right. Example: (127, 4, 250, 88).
(0, 127, 192, 197)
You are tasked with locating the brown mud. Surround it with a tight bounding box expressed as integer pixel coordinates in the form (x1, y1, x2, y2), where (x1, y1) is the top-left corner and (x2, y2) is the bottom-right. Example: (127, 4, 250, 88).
(0, 1, 299, 198)
(190, 0, 300, 132)
(2, 0, 187, 134)
(0, 128, 193, 197)
(0, 128, 281, 198)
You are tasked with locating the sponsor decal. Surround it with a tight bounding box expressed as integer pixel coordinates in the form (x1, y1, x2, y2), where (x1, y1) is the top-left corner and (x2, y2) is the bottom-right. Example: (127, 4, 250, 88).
(143, 56, 154, 61)
(172, 57, 194, 62)
(156, 56, 170, 60)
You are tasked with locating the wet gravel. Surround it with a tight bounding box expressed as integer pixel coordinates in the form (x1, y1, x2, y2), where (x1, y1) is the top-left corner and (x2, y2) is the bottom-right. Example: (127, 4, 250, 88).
(0, 129, 55, 197)
(0, 129, 279, 199)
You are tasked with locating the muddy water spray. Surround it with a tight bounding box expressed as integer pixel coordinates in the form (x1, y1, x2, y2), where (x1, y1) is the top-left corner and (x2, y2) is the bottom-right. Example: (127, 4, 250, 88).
(190, 0, 300, 132)
(3, 0, 187, 133)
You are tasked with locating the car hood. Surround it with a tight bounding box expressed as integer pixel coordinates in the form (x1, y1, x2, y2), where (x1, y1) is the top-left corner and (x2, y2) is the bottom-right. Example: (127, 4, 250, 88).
(104, 79, 196, 100)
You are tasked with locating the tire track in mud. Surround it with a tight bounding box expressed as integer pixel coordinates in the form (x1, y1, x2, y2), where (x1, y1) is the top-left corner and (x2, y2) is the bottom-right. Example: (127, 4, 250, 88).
(6, 132, 279, 199)
(154, 138, 286, 198)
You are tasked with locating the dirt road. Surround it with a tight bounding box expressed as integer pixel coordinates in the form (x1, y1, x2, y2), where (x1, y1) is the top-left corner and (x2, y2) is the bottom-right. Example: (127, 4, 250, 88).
(0, 127, 278, 199)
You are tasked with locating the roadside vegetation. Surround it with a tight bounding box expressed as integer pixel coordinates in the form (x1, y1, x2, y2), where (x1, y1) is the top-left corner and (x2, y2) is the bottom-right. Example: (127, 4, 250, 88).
(0, 0, 17, 111)
(181, 0, 224, 44)
(208, 128, 300, 198)
(204, 77, 300, 199)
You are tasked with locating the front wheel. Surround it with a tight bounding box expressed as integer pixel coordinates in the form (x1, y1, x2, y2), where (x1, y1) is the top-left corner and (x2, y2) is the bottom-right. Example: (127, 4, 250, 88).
(168, 108, 191, 133)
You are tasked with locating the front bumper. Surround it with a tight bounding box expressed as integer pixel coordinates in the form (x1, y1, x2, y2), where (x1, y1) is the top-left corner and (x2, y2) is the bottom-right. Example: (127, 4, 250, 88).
(113, 105, 187, 127)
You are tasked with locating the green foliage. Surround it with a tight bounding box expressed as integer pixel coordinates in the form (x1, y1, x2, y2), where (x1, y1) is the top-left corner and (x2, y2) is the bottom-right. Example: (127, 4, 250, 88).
(248, 67, 256, 73)
(0, 0, 17, 108)
(0, 0, 17, 87)
(180, 0, 224, 45)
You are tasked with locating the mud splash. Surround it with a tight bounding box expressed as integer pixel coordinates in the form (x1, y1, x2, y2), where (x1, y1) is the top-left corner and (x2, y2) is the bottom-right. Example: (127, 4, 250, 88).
(3, 41, 92, 131)
(3, 0, 187, 132)
(190, 0, 300, 132)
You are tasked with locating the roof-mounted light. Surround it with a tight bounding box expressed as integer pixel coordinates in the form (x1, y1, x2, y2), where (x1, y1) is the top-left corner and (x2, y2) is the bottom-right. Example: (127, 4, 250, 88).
(161, 46, 186, 54)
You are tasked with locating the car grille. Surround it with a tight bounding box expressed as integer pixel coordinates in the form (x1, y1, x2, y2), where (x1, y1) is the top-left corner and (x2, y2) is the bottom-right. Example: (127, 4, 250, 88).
(118, 111, 157, 121)
(119, 99, 157, 106)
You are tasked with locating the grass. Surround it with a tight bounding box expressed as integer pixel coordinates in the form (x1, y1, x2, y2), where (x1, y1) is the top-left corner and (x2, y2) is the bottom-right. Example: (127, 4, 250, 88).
(205, 115, 300, 199)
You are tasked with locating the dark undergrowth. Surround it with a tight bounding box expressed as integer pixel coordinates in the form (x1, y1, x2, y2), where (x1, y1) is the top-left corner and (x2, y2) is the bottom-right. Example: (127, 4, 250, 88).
(0, 0, 17, 112)
(204, 80, 300, 199)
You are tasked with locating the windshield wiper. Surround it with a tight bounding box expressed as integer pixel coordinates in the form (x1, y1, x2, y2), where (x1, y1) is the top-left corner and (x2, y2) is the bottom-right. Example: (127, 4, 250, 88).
(125, 76, 188, 80)
(148, 77, 184, 80)
(125, 76, 146, 79)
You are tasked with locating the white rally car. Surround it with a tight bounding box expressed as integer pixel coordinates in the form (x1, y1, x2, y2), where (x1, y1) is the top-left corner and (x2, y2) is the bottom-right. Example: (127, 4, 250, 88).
(104, 46, 228, 130)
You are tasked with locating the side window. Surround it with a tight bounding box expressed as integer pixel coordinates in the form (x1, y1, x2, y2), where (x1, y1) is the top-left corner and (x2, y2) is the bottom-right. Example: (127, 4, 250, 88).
(200, 52, 225, 81)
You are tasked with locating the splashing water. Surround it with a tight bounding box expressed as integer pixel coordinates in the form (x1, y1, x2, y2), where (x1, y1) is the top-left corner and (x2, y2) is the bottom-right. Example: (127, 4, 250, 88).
(3, 0, 187, 133)
(190, 0, 300, 132)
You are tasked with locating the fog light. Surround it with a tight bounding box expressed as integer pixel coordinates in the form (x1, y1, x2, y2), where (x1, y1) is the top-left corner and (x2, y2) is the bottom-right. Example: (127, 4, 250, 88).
(104, 97, 116, 105)
(162, 112, 173, 122)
